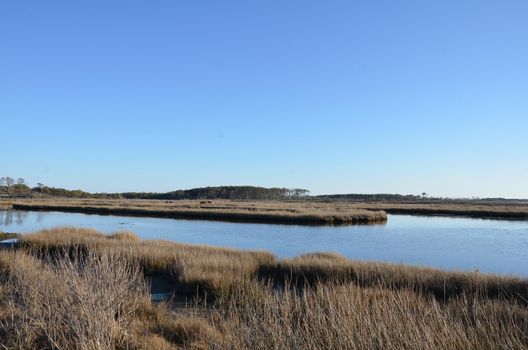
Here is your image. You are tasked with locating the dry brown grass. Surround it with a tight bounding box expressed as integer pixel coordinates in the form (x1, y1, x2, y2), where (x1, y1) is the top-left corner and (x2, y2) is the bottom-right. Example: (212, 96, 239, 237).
(19, 227, 528, 302)
(0, 250, 149, 350)
(133, 303, 224, 349)
(21, 227, 275, 292)
(12, 197, 528, 222)
(0, 248, 220, 350)
(12, 198, 388, 225)
(108, 230, 141, 242)
(256, 252, 528, 303)
(211, 280, 528, 350)
(1, 227, 527, 349)
(349, 200, 528, 220)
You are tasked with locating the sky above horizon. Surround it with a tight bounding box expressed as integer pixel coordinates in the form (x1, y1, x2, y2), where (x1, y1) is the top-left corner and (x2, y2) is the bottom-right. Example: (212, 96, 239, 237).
(1, 1, 527, 198)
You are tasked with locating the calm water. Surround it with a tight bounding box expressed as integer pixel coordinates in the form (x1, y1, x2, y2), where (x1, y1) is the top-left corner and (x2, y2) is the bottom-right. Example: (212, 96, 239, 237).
(1, 209, 528, 276)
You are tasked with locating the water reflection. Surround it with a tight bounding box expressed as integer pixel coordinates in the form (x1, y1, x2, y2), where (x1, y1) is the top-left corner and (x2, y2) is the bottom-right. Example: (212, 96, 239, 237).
(0, 209, 29, 226)
(36, 211, 45, 223)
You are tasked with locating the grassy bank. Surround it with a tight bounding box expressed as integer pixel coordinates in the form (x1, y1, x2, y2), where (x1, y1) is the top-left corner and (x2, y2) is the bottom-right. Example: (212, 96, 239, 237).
(11, 198, 528, 223)
(353, 201, 528, 220)
(0, 232, 18, 240)
(0, 227, 527, 349)
(12, 198, 388, 225)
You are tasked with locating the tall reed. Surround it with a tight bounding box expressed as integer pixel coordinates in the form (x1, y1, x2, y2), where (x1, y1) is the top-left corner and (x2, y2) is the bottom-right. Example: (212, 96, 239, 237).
(211, 280, 528, 349)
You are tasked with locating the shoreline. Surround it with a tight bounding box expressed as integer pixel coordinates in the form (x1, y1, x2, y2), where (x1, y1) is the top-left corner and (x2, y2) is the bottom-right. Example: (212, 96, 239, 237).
(381, 207, 528, 220)
(11, 202, 387, 226)
(5, 198, 528, 222)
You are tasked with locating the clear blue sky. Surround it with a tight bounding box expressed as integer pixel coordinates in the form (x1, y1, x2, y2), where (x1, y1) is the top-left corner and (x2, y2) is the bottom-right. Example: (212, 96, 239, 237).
(1, 1, 527, 198)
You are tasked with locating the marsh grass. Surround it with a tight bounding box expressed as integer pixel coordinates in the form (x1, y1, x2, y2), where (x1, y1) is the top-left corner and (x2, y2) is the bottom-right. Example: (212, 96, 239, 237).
(350, 201, 528, 220)
(212, 280, 528, 350)
(12, 198, 388, 225)
(0, 227, 527, 349)
(0, 250, 149, 350)
(20, 227, 275, 293)
(256, 252, 528, 303)
(19, 228, 528, 302)
(13, 197, 528, 222)
(108, 230, 141, 242)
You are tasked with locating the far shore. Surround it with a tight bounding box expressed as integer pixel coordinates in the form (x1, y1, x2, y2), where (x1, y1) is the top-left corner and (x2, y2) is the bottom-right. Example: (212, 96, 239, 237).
(4, 197, 528, 224)
(353, 202, 528, 220)
(8, 199, 388, 226)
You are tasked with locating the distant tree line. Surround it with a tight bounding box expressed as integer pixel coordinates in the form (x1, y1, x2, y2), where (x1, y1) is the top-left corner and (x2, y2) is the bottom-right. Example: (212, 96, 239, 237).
(0, 177, 92, 198)
(3, 176, 526, 202)
(118, 186, 310, 200)
(315, 193, 429, 201)
(315, 193, 528, 203)
(0, 178, 309, 200)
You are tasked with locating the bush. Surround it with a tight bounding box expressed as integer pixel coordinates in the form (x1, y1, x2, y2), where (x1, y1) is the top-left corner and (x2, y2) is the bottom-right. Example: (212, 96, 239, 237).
(0, 251, 148, 350)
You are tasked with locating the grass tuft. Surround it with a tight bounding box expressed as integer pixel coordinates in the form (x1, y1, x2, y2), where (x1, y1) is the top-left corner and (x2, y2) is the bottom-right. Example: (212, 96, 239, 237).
(108, 230, 141, 241)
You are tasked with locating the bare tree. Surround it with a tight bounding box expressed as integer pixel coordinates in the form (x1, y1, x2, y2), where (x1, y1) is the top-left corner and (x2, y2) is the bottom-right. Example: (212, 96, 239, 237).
(1, 177, 15, 196)
(5, 177, 14, 187)
(0, 177, 5, 195)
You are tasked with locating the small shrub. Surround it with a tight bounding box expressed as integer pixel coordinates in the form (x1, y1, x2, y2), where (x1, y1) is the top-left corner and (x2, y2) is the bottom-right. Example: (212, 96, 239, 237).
(0, 251, 149, 350)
